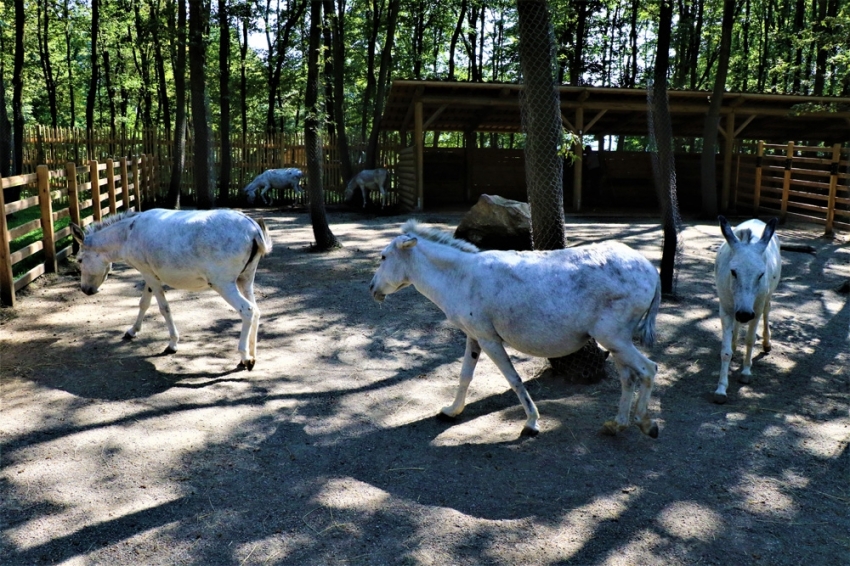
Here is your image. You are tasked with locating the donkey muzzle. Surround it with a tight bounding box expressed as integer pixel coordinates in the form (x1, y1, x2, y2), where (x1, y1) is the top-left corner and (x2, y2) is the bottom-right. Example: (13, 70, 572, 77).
(735, 310, 755, 323)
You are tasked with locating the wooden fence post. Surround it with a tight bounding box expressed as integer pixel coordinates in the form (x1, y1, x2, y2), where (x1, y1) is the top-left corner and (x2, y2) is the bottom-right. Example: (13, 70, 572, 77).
(120, 157, 129, 211)
(825, 143, 842, 236)
(132, 156, 142, 210)
(66, 162, 81, 253)
(780, 141, 794, 221)
(752, 141, 764, 216)
(90, 159, 102, 222)
(38, 164, 57, 274)
(0, 173, 14, 306)
(106, 157, 117, 215)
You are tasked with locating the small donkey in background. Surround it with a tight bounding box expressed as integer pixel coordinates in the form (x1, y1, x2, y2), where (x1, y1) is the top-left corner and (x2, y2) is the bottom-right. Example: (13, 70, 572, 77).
(713, 216, 781, 404)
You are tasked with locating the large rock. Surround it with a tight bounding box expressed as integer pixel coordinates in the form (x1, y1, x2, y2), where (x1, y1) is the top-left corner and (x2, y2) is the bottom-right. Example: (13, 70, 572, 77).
(454, 194, 532, 250)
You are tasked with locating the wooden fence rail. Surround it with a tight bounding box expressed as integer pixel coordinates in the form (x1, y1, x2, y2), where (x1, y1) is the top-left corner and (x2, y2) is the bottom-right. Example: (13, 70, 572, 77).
(734, 142, 849, 235)
(1, 155, 149, 307)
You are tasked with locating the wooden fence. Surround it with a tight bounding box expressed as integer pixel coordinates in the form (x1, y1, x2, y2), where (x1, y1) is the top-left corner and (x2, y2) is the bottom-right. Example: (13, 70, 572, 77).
(734, 142, 850, 235)
(22, 126, 403, 207)
(1, 155, 153, 307)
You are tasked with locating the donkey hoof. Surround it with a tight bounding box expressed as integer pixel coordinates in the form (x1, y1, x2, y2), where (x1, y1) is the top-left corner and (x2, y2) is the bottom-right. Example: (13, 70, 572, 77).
(122, 332, 135, 341)
(646, 422, 659, 439)
(242, 359, 256, 371)
(601, 420, 621, 436)
(738, 373, 752, 385)
(763, 344, 772, 353)
(520, 426, 540, 437)
(163, 345, 177, 355)
(436, 411, 458, 423)
(713, 392, 728, 405)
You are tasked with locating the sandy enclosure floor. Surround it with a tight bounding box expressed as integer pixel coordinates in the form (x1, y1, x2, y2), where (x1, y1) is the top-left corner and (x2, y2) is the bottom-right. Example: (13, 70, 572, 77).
(1, 209, 848, 566)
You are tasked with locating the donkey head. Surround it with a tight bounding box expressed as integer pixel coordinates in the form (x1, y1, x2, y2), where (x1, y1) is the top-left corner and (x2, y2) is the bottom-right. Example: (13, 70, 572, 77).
(718, 216, 777, 323)
(369, 234, 417, 302)
(71, 224, 113, 295)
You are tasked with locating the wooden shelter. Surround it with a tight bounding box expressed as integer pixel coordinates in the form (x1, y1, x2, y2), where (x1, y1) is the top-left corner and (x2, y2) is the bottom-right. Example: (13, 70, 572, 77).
(380, 80, 850, 211)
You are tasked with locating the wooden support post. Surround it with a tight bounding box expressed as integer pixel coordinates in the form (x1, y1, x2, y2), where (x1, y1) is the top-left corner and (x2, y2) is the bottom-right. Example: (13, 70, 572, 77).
(465, 130, 475, 203)
(132, 156, 142, 211)
(721, 112, 735, 212)
(38, 165, 57, 274)
(66, 162, 82, 253)
(825, 143, 842, 236)
(106, 158, 117, 215)
(572, 107, 584, 211)
(0, 173, 15, 307)
(753, 141, 764, 215)
(414, 100, 424, 211)
(90, 159, 102, 222)
(780, 142, 794, 221)
(120, 157, 129, 211)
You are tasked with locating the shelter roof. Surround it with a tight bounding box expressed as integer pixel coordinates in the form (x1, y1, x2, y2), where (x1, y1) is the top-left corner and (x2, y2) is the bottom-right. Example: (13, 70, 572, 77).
(381, 80, 850, 143)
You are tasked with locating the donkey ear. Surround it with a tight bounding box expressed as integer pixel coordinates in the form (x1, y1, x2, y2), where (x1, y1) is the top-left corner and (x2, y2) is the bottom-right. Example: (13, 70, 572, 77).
(759, 218, 778, 247)
(71, 223, 86, 245)
(398, 236, 418, 250)
(718, 215, 739, 246)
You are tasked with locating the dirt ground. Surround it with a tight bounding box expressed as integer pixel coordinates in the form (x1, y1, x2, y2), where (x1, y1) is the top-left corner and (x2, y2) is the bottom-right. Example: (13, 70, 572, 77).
(1, 208, 848, 566)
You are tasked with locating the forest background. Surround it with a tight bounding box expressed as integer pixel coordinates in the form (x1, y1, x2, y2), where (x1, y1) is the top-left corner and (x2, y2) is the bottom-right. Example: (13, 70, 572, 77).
(1, 0, 848, 190)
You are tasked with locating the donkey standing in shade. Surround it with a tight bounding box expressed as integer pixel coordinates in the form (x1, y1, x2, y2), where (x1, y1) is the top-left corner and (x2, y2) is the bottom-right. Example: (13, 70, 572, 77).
(71, 209, 273, 370)
(370, 220, 662, 438)
(713, 216, 781, 404)
(243, 168, 303, 205)
(344, 168, 389, 209)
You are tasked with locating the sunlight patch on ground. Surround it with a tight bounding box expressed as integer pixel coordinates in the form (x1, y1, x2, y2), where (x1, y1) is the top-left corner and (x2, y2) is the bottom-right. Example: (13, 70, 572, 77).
(735, 473, 798, 520)
(791, 417, 850, 459)
(657, 501, 723, 541)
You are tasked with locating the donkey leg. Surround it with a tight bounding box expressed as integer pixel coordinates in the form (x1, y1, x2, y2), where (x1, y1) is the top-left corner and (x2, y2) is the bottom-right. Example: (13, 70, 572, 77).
(602, 359, 636, 436)
(440, 336, 481, 419)
(478, 339, 540, 436)
(761, 299, 772, 353)
(125, 283, 154, 340)
(715, 310, 735, 403)
(602, 345, 658, 437)
(216, 282, 259, 370)
(630, 351, 659, 438)
(150, 284, 179, 354)
(740, 316, 760, 383)
(237, 275, 260, 360)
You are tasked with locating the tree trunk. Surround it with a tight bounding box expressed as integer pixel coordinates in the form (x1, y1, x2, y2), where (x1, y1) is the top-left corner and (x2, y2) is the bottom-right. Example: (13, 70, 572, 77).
(569, 0, 589, 85)
(151, 2, 172, 140)
(448, 0, 468, 81)
(102, 50, 118, 154)
(189, 0, 213, 208)
(651, 0, 680, 295)
(516, 0, 565, 251)
(361, 1, 382, 142)
(324, 0, 353, 182)
(305, 0, 340, 251)
(239, 12, 249, 138)
(0, 45, 12, 179)
(63, 0, 77, 129)
(219, 0, 232, 203)
(167, 0, 188, 209)
(365, 0, 400, 169)
(86, 0, 99, 156)
(813, 0, 838, 96)
(700, 0, 734, 218)
(792, 0, 806, 92)
(36, 0, 59, 129)
(12, 0, 25, 178)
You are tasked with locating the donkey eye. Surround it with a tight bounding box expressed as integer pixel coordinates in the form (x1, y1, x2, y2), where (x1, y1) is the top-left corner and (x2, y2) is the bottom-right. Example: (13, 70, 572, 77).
(731, 270, 737, 278)
(380, 254, 386, 261)
(758, 273, 764, 280)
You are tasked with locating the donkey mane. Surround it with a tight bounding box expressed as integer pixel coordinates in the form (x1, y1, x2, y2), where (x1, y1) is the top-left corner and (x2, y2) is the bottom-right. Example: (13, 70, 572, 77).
(401, 219, 480, 253)
(735, 227, 754, 243)
(85, 210, 139, 236)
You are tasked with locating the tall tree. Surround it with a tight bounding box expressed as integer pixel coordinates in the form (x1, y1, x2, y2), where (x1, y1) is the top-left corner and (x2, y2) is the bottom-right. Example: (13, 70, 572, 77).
(700, 0, 734, 218)
(12, 0, 25, 177)
(219, 0, 232, 203)
(304, 0, 340, 250)
(650, 0, 680, 295)
(262, 0, 307, 133)
(0, 28, 12, 179)
(323, 0, 352, 182)
(36, 0, 59, 128)
(189, 0, 214, 208)
(167, 0, 188, 209)
(62, 0, 77, 129)
(364, 0, 400, 169)
(85, 0, 100, 154)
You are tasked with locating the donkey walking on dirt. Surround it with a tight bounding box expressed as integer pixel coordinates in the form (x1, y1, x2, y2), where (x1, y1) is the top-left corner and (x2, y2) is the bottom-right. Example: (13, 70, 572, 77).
(370, 220, 662, 438)
(243, 168, 303, 205)
(344, 168, 389, 209)
(71, 209, 273, 370)
(713, 216, 781, 404)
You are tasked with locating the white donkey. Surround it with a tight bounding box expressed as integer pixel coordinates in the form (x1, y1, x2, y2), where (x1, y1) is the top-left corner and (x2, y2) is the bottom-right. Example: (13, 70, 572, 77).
(370, 220, 662, 438)
(71, 209, 273, 370)
(344, 168, 389, 208)
(713, 216, 781, 404)
(243, 168, 303, 205)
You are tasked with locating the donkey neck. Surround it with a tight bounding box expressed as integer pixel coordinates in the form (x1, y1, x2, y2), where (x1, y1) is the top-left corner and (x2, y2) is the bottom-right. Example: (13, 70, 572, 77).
(407, 239, 476, 308)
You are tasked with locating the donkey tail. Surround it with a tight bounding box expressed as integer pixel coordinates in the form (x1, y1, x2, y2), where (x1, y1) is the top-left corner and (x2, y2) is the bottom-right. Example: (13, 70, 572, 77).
(254, 218, 273, 256)
(636, 275, 661, 348)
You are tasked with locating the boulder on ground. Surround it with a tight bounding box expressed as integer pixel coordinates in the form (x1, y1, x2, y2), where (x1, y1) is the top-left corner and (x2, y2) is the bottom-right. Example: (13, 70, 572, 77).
(454, 194, 532, 250)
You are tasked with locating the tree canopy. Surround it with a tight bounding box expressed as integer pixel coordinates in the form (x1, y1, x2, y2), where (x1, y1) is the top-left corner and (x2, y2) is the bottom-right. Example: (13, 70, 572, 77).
(1, 0, 847, 145)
